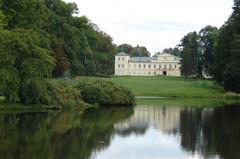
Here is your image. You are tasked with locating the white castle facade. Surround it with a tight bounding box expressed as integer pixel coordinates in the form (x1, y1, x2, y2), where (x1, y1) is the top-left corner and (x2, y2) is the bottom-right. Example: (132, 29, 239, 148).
(115, 52, 181, 76)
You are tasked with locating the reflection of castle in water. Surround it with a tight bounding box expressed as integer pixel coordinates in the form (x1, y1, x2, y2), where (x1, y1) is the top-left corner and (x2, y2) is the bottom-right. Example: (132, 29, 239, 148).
(114, 105, 182, 134)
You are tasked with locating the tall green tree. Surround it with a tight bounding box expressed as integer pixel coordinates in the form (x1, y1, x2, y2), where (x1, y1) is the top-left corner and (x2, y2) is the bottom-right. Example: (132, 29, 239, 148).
(213, 0, 240, 92)
(180, 32, 201, 77)
(199, 26, 219, 76)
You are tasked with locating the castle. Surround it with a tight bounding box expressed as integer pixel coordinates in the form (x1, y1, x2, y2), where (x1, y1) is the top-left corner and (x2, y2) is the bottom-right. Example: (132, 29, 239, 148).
(115, 52, 181, 76)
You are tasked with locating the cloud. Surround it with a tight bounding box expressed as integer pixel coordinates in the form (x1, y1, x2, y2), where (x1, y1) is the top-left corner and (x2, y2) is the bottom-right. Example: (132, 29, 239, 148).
(64, 0, 233, 54)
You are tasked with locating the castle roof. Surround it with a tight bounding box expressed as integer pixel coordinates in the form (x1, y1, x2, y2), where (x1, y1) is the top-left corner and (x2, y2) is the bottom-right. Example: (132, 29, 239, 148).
(129, 56, 157, 62)
(116, 52, 129, 56)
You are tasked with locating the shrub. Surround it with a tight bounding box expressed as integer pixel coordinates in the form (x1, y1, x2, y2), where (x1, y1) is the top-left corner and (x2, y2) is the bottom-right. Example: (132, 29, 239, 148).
(46, 81, 91, 110)
(76, 80, 135, 106)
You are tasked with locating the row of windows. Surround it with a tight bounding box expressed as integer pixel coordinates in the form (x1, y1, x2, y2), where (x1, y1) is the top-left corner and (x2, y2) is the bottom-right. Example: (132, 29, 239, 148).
(118, 57, 125, 61)
(118, 64, 178, 69)
(116, 71, 157, 75)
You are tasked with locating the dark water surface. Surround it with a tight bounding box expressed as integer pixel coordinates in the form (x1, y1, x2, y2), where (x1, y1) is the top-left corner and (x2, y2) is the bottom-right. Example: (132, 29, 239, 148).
(0, 101, 240, 159)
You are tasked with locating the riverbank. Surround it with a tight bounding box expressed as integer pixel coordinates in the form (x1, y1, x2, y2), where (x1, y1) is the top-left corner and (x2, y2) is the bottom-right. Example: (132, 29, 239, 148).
(0, 96, 60, 113)
(76, 76, 239, 99)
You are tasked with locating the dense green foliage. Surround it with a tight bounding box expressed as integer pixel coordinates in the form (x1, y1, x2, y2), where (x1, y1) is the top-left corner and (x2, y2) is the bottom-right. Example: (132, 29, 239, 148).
(0, 0, 137, 106)
(79, 76, 225, 98)
(0, 0, 117, 78)
(180, 32, 201, 77)
(213, 0, 240, 92)
(46, 80, 91, 110)
(77, 80, 135, 106)
(0, 29, 54, 103)
(199, 26, 219, 75)
(164, 26, 219, 78)
(117, 44, 150, 57)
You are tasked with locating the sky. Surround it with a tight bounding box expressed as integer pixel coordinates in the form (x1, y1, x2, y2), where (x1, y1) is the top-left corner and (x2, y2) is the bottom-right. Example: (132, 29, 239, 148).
(63, 0, 234, 54)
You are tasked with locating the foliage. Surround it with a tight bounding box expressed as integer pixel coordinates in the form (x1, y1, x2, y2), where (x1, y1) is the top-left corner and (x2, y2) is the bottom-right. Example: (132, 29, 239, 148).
(180, 32, 201, 77)
(76, 80, 135, 106)
(117, 44, 150, 57)
(161, 47, 181, 57)
(213, 0, 240, 92)
(46, 80, 91, 110)
(0, 0, 117, 78)
(0, 29, 54, 103)
(199, 26, 219, 76)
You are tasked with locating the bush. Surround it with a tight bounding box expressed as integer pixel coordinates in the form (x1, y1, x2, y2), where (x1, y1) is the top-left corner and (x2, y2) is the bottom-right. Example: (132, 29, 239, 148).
(76, 80, 135, 106)
(46, 81, 91, 110)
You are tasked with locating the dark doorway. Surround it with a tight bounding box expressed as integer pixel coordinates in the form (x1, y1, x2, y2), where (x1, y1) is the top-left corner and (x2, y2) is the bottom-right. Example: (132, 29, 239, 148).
(163, 71, 167, 76)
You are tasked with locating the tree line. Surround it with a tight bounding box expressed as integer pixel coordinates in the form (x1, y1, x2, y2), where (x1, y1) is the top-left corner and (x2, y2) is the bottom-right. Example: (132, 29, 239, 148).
(163, 1, 240, 93)
(0, 0, 117, 78)
(0, 0, 136, 105)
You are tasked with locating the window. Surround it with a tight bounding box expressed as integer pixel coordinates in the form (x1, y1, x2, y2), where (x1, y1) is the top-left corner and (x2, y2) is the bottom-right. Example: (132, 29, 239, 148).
(134, 64, 136, 68)
(122, 58, 124, 61)
(169, 65, 172, 69)
(159, 65, 161, 69)
(164, 65, 167, 69)
(175, 65, 177, 69)
(154, 72, 156, 75)
(139, 64, 141, 68)
(118, 64, 120, 68)
(118, 58, 120, 61)
(144, 64, 146, 68)
(122, 64, 124, 68)
(154, 65, 156, 68)
(148, 72, 151, 75)
(149, 64, 151, 68)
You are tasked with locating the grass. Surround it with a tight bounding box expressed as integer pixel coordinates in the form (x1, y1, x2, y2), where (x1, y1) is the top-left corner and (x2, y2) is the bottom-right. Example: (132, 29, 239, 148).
(136, 98, 238, 108)
(76, 76, 226, 98)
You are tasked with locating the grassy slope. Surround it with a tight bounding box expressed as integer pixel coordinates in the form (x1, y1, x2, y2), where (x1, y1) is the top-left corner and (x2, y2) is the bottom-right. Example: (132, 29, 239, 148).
(77, 76, 225, 98)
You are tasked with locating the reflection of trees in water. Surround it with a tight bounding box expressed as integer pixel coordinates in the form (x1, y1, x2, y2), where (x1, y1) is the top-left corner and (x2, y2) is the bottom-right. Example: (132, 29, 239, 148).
(0, 105, 239, 159)
(179, 105, 240, 159)
(0, 107, 133, 159)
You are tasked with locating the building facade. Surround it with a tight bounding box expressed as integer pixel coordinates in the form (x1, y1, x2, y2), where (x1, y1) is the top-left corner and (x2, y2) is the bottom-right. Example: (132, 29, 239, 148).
(115, 52, 181, 76)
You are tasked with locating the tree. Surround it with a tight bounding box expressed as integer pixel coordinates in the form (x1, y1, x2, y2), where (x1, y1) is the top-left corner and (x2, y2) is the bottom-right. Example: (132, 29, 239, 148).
(162, 47, 181, 57)
(213, 0, 240, 92)
(199, 26, 219, 76)
(180, 32, 201, 77)
(117, 44, 150, 57)
(0, 29, 54, 103)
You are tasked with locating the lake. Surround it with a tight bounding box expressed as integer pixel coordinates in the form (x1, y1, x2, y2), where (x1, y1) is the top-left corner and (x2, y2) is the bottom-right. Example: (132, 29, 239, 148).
(0, 99, 239, 159)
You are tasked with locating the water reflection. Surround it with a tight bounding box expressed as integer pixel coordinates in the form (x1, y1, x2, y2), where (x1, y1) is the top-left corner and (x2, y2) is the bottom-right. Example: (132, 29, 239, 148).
(0, 103, 239, 159)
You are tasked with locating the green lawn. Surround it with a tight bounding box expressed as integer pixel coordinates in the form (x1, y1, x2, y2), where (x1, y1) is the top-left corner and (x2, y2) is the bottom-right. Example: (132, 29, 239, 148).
(77, 76, 225, 98)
